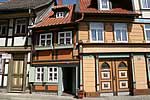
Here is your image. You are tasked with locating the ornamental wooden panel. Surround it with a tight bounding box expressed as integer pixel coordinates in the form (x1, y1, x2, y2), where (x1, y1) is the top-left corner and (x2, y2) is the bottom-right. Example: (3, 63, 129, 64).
(34, 85, 46, 91)
(133, 55, 148, 89)
(57, 49, 73, 60)
(83, 56, 96, 92)
(36, 50, 52, 61)
(105, 23, 114, 43)
(47, 85, 58, 91)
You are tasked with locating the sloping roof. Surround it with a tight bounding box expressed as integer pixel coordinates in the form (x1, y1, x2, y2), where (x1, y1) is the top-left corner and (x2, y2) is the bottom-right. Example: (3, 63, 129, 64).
(0, 0, 53, 10)
(78, 0, 140, 16)
(33, 5, 74, 28)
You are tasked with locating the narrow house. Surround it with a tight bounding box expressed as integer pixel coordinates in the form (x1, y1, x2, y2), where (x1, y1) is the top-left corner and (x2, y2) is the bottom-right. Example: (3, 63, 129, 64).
(0, 0, 55, 93)
(76, 0, 150, 96)
(30, 3, 79, 95)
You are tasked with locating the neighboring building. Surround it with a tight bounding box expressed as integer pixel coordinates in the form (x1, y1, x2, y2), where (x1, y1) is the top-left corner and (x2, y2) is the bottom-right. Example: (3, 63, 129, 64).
(30, 4, 79, 95)
(76, 0, 150, 97)
(0, 0, 55, 93)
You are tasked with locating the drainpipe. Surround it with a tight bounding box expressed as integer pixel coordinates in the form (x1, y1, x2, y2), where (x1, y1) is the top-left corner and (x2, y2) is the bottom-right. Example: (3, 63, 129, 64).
(75, 13, 84, 22)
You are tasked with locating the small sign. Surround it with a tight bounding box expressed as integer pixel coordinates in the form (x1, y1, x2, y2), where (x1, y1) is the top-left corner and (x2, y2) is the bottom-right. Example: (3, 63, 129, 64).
(2, 53, 11, 59)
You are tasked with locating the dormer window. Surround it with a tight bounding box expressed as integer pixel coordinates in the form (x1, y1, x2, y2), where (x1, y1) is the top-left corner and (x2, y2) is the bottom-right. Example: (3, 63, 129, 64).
(56, 12, 65, 18)
(98, 0, 111, 10)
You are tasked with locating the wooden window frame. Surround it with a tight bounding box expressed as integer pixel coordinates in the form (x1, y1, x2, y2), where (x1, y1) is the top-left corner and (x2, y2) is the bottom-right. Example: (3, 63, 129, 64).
(15, 18, 27, 34)
(35, 67, 44, 82)
(58, 31, 72, 45)
(56, 12, 65, 18)
(114, 23, 128, 43)
(141, 0, 150, 9)
(48, 67, 58, 82)
(90, 22, 104, 43)
(39, 33, 52, 47)
(98, 0, 111, 10)
(0, 22, 8, 36)
(144, 24, 150, 42)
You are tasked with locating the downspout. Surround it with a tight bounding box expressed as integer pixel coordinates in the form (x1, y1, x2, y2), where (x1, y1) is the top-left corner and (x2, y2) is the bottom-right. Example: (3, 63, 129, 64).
(75, 13, 84, 22)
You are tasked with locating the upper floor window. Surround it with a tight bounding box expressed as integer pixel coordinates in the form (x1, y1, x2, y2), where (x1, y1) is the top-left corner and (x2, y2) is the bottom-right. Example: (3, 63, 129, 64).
(114, 23, 128, 43)
(0, 21, 8, 35)
(98, 0, 111, 10)
(58, 31, 72, 45)
(48, 67, 58, 82)
(36, 67, 44, 82)
(56, 12, 65, 18)
(144, 24, 150, 42)
(90, 23, 104, 42)
(141, 0, 150, 9)
(39, 33, 52, 47)
(15, 18, 27, 34)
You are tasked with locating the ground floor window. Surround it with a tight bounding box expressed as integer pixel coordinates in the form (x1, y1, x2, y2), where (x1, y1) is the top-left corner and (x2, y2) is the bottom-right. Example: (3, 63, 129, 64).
(48, 67, 58, 82)
(35, 67, 58, 82)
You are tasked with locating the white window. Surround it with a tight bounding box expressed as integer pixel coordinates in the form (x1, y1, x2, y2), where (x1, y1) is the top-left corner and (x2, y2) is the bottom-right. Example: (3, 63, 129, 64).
(114, 23, 128, 43)
(0, 21, 8, 35)
(35, 67, 44, 82)
(98, 0, 111, 10)
(56, 12, 65, 18)
(39, 33, 52, 46)
(141, 0, 150, 9)
(15, 19, 27, 34)
(90, 23, 104, 42)
(48, 67, 58, 82)
(144, 24, 150, 42)
(58, 31, 72, 45)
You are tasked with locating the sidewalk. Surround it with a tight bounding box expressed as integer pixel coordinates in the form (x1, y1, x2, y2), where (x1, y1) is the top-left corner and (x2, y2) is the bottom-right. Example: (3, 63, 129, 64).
(0, 93, 150, 100)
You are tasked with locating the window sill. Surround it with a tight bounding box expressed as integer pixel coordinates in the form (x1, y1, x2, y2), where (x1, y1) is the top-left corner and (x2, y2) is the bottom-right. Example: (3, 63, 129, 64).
(35, 46, 53, 50)
(33, 82, 58, 85)
(54, 44, 73, 49)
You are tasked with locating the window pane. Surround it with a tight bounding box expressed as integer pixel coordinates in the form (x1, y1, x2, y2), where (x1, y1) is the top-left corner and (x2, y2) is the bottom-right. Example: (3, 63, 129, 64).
(47, 34, 51, 39)
(122, 30, 127, 41)
(91, 30, 97, 41)
(49, 68, 52, 72)
(102, 0, 109, 8)
(97, 29, 103, 41)
(54, 68, 57, 72)
(116, 30, 121, 41)
(41, 35, 45, 39)
(47, 40, 51, 45)
(66, 33, 71, 37)
(41, 40, 45, 46)
(37, 68, 40, 72)
(37, 73, 40, 80)
(42, 68, 44, 72)
(2, 26, 7, 35)
(66, 38, 71, 44)
(60, 33, 64, 37)
(16, 25, 21, 33)
(49, 73, 53, 80)
(146, 30, 150, 41)
(54, 73, 57, 80)
(21, 25, 26, 33)
(60, 39, 64, 44)
(148, 0, 150, 8)
(41, 73, 44, 81)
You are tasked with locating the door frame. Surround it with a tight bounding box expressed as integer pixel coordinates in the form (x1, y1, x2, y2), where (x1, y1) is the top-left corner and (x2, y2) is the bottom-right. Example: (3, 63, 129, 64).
(99, 58, 132, 96)
(7, 53, 27, 92)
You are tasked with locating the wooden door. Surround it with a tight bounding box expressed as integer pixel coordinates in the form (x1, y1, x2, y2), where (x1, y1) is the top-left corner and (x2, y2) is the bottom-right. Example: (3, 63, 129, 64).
(99, 59, 130, 96)
(11, 60, 24, 91)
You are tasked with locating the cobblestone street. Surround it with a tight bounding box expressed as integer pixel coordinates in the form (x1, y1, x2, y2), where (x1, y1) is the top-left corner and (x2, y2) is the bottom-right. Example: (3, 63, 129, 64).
(0, 93, 150, 100)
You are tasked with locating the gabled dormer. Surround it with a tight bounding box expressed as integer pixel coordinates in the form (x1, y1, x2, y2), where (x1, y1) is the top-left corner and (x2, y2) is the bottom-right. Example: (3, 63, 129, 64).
(52, 6, 70, 18)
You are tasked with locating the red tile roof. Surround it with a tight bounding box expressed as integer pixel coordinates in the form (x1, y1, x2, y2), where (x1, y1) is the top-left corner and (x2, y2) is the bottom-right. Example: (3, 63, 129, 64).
(33, 5, 74, 28)
(79, 0, 140, 16)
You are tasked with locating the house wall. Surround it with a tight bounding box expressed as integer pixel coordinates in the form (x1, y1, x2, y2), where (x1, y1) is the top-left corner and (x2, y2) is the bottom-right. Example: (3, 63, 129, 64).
(78, 22, 146, 43)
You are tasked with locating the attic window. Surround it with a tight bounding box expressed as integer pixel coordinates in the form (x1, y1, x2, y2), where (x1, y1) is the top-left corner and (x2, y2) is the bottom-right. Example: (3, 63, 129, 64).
(56, 12, 65, 18)
(98, 0, 111, 10)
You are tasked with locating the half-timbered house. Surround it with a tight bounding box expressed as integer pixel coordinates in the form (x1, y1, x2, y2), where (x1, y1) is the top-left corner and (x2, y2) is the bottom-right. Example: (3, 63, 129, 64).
(0, 0, 55, 93)
(30, 2, 79, 95)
